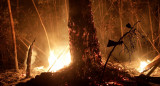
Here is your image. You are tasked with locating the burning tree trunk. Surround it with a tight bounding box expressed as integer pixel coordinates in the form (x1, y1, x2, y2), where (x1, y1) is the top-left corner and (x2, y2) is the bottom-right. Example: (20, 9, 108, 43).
(68, 0, 101, 68)
(7, 0, 19, 72)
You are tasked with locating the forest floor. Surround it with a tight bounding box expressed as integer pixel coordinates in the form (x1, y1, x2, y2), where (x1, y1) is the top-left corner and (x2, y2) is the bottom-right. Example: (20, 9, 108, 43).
(0, 62, 160, 86)
(0, 69, 42, 86)
(0, 69, 25, 86)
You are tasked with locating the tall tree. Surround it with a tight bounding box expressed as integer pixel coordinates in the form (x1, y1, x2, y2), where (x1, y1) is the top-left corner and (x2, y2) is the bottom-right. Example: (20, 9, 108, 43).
(7, 0, 19, 72)
(68, 0, 101, 69)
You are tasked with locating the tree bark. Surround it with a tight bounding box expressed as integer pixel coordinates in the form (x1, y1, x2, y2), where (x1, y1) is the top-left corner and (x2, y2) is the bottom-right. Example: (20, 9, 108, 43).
(68, 0, 101, 68)
(7, 0, 19, 72)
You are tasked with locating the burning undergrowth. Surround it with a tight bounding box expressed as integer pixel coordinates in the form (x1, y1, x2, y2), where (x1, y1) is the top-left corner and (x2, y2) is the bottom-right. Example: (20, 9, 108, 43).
(16, 58, 160, 86)
(17, 62, 132, 86)
(0, 60, 159, 86)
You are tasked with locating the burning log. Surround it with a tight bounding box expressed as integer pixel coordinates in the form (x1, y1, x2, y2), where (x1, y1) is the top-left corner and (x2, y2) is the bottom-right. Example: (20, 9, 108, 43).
(26, 39, 35, 78)
(142, 54, 160, 76)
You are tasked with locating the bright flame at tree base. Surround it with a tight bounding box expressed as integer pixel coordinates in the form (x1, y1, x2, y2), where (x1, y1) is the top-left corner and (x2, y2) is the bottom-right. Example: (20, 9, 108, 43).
(137, 60, 150, 72)
(48, 45, 71, 72)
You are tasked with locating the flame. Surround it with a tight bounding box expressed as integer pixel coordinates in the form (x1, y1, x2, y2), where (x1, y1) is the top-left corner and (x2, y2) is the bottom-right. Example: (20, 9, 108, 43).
(137, 60, 150, 72)
(48, 50, 57, 69)
(48, 46, 71, 72)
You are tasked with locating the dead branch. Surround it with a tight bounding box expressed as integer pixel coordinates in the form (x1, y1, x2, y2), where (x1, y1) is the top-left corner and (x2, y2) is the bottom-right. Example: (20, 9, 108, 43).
(101, 21, 140, 82)
(19, 37, 47, 57)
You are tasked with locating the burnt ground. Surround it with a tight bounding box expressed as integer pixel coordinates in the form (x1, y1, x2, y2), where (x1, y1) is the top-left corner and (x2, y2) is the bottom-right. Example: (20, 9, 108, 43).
(0, 69, 41, 86)
(0, 62, 160, 86)
(0, 69, 26, 86)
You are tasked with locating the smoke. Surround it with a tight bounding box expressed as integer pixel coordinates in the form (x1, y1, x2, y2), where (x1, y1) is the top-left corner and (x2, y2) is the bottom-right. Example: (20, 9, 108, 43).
(31, 49, 37, 65)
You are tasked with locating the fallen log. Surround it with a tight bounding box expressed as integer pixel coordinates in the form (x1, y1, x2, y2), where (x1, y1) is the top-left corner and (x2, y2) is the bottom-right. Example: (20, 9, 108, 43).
(146, 64, 158, 76)
(142, 54, 160, 76)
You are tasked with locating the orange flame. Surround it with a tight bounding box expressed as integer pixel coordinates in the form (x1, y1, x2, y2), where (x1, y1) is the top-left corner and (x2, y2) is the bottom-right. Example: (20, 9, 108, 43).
(48, 46, 71, 72)
(137, 60, 150, 72)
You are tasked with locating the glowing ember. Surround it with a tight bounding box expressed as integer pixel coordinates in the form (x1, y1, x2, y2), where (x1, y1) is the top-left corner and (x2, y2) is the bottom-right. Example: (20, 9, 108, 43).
(34, 66, 44, 70)
(48, 46, 71, 72)
(137, 60, 150, 72)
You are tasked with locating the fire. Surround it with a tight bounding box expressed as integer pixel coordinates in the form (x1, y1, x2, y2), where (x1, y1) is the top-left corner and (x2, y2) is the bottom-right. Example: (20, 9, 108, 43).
(48, 46, 71, 72)
(137, 60, 150, 72)
(33, 45, 71, 73)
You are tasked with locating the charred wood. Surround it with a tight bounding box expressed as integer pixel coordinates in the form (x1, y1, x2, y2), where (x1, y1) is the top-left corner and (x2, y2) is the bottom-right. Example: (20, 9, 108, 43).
(26, 39, 35, 78)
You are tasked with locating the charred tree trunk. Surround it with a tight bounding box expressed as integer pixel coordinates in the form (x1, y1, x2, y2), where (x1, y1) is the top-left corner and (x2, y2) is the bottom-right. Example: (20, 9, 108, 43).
(26, 40, 35, 78)
(26, 46, 32, 78)
(7, 0, 19, 72)
(68, 0, 101, 68)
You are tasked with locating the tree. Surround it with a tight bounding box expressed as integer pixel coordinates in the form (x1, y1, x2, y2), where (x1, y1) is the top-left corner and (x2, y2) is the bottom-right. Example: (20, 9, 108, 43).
(68, 0, 101, 69)
(7, 0, 19, 72)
